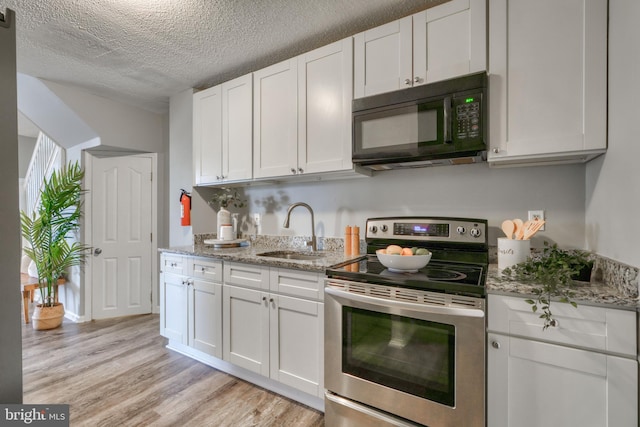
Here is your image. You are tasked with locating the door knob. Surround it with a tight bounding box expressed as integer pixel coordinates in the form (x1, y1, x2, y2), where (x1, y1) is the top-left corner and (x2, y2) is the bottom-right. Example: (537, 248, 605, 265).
(93, 248, 102, 256)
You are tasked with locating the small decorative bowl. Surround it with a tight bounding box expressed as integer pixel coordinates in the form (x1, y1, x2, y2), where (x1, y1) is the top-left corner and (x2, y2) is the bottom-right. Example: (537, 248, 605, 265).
(375, 249, 432, 273)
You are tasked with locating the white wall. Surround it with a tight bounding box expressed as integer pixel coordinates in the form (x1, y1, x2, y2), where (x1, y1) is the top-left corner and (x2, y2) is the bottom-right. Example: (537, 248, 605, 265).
(43, 80, 164, 154)
(585, 0, 640, 267)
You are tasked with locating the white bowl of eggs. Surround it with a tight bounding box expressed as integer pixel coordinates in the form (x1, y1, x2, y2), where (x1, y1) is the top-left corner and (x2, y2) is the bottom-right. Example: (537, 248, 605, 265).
(375, 245, 432, 273)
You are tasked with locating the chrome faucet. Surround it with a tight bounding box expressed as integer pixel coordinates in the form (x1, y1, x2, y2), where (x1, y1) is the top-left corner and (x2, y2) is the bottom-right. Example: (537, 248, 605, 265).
(283, 202, 317, 251)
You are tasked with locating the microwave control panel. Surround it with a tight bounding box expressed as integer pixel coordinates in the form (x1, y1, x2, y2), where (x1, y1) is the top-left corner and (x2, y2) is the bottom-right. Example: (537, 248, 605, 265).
(453, 93, 482, 142)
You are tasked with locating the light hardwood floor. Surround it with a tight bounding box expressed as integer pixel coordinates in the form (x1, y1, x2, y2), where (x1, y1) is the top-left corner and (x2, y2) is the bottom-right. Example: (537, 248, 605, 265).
(22, 314, 324, 426)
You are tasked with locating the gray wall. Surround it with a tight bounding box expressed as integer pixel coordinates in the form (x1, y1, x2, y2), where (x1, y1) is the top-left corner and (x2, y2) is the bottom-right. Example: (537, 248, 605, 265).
(231, 163, 585, 250)
(168, 89, 194, 247)
(585, 0, 640, 268)
(0, 7, 23, 403)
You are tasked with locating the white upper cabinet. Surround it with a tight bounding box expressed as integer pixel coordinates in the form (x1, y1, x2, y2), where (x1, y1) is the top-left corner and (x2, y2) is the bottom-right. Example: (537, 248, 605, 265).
(413, 0, 487, 85)
(193, 85, 223, 184)
(193, 73, 252, 185)
(253, 59, 299, 178)
(488, 0, 608, 166)
(222, 74, 253, 181)
(354, 0, 486, 98)
(298, 38, 354, 175)
(254, 38, 354, 179)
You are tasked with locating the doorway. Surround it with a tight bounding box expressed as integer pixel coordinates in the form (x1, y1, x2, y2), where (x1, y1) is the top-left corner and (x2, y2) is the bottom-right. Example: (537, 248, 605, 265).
(86, 153, 158, 320)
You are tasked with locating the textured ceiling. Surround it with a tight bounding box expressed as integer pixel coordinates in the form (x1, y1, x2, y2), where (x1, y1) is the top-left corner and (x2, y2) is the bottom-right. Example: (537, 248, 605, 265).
(4, 0, 444, 114)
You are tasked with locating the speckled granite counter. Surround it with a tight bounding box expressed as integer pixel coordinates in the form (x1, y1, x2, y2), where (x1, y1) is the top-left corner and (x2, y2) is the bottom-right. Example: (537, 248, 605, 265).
(159, 234, 364, 273)
(487, 260, 640, 311)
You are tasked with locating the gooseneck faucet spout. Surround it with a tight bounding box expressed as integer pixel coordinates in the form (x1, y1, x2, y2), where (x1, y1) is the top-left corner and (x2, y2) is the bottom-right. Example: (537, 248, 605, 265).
(283, 202, 317, 251)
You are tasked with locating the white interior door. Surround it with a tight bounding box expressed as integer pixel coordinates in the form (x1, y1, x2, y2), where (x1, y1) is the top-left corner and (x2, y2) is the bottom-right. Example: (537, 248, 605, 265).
(91, 155, 153, 319)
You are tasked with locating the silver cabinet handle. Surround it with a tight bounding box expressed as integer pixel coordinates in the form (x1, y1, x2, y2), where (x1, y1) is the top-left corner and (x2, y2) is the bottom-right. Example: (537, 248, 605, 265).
(491, 340, 501, 349)
(549, 319, 559, 328)
(94, 248, 102, 256)
(404, 78, 411, 85)
(290, 168, 297, 174)
(414, 76, 421, 83)
(492, 148, 500, 154)
(297, 167, 303, 174)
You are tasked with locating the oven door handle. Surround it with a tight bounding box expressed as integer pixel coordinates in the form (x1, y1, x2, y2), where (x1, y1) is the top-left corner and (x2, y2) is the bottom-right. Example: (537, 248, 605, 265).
(325, 286, 485, 318)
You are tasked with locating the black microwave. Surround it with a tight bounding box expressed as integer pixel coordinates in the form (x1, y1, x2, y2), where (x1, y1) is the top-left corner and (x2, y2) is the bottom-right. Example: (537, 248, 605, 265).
(352, 72, 488, 170)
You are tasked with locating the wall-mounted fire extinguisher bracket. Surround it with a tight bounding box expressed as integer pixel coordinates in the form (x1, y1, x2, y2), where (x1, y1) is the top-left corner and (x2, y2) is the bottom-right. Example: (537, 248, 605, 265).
(180, 189, 191, 227)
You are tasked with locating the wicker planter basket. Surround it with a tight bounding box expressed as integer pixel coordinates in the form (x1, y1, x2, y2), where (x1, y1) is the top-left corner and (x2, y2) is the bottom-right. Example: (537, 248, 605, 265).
(32, 303, 64, 330)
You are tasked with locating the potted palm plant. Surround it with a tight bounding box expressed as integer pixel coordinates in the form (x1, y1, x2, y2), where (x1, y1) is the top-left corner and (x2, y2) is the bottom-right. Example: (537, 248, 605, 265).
(20, 161, 90, 330)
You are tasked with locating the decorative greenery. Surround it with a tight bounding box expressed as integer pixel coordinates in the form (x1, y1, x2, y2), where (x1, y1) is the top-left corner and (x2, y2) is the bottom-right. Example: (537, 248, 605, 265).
(21, 162, 90, 307)
(209, 187, 246, 209)
(502, 242, 593, 330)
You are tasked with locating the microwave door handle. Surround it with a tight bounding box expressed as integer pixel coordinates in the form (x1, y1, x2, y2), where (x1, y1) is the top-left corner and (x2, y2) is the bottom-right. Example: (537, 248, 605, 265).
(443, 96, 452, 144)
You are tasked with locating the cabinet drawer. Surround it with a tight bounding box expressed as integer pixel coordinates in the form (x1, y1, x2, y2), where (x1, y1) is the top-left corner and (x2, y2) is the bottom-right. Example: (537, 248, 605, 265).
(189, 257, 223, 283)
(488, 295, 637, 356)
(270, 268, 323, 301)
(224, 262, 270, 290)
(161, 253, 186, 276)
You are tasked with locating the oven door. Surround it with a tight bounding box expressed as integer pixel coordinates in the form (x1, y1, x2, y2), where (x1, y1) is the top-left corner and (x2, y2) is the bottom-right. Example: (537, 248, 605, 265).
(325, 280, 486, 427)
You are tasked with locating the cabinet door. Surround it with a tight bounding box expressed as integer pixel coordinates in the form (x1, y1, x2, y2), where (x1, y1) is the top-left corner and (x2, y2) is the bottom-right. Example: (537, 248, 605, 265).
(223, 285, 270, 375)
(159, 272, 187, 343)
(354, 17, 413, 98)
(269, 268, 323, 301)
(413, 0, 486, 85)
(193, 85, 223, 184)
(488, 333, 638, 427)
(223, 262, 269, 290)
(161, 253, 186, 276)
(189, 257, 223, 283)
(253, 59, 298, 178)
(269, 295, 324, 397)
(188, 279, 222, 358)
(222, 74, 253, 181)
(298, 38, 353, 174)
(488, 0, 607, 164)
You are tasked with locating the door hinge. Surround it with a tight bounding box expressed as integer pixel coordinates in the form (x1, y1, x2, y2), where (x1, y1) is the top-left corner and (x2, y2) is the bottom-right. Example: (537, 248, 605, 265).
(150, 172, 153, 181)
(150, 232, 153, 242)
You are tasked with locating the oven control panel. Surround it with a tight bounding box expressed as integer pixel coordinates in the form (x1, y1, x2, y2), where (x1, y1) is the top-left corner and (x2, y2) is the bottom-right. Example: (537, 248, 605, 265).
(366, 217, 487, 244)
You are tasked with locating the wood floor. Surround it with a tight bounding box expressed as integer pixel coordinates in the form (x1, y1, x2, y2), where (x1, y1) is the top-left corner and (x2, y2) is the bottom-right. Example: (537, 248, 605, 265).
(22, 314, 324, 426)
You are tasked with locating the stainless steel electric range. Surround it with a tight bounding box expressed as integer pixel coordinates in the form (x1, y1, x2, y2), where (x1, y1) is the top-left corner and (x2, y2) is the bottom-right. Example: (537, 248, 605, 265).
(324, 216, 488, 427)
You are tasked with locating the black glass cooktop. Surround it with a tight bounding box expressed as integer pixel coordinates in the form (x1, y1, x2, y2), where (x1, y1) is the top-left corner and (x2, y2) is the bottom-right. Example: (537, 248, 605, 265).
(326, 255, 486, 297)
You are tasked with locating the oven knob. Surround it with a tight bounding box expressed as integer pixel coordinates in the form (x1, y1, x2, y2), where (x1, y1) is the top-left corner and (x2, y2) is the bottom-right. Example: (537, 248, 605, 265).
(456, 226, 466, 235)
(369, 225, 378, 233)
(470, 228, 482, 238)
(380, 225, 388, 232)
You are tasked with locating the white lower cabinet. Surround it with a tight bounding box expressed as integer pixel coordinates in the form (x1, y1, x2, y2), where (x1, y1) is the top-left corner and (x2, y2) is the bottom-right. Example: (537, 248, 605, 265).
(160, 254, 223, 359)
(487, 294, 638, 427)
(223, 262, 324, 398)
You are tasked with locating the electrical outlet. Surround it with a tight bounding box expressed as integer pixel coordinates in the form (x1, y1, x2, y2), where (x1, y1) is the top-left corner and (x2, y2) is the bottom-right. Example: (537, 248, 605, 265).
(528, 210, 545, 230)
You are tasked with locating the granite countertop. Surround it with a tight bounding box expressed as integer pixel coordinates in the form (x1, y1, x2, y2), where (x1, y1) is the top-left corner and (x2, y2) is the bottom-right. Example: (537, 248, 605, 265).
(162, 234, 640, 310)
(486, 263, 640, 311)
(159, 235, 364, 273)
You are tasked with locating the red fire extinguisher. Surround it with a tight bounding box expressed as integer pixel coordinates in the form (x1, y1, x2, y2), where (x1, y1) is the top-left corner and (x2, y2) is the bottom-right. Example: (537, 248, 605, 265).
(180, 189, 191, 226)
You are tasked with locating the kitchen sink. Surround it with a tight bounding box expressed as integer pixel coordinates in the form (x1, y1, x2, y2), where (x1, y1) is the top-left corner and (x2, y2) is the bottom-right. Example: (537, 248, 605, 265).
(257, 250, 327, 261)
